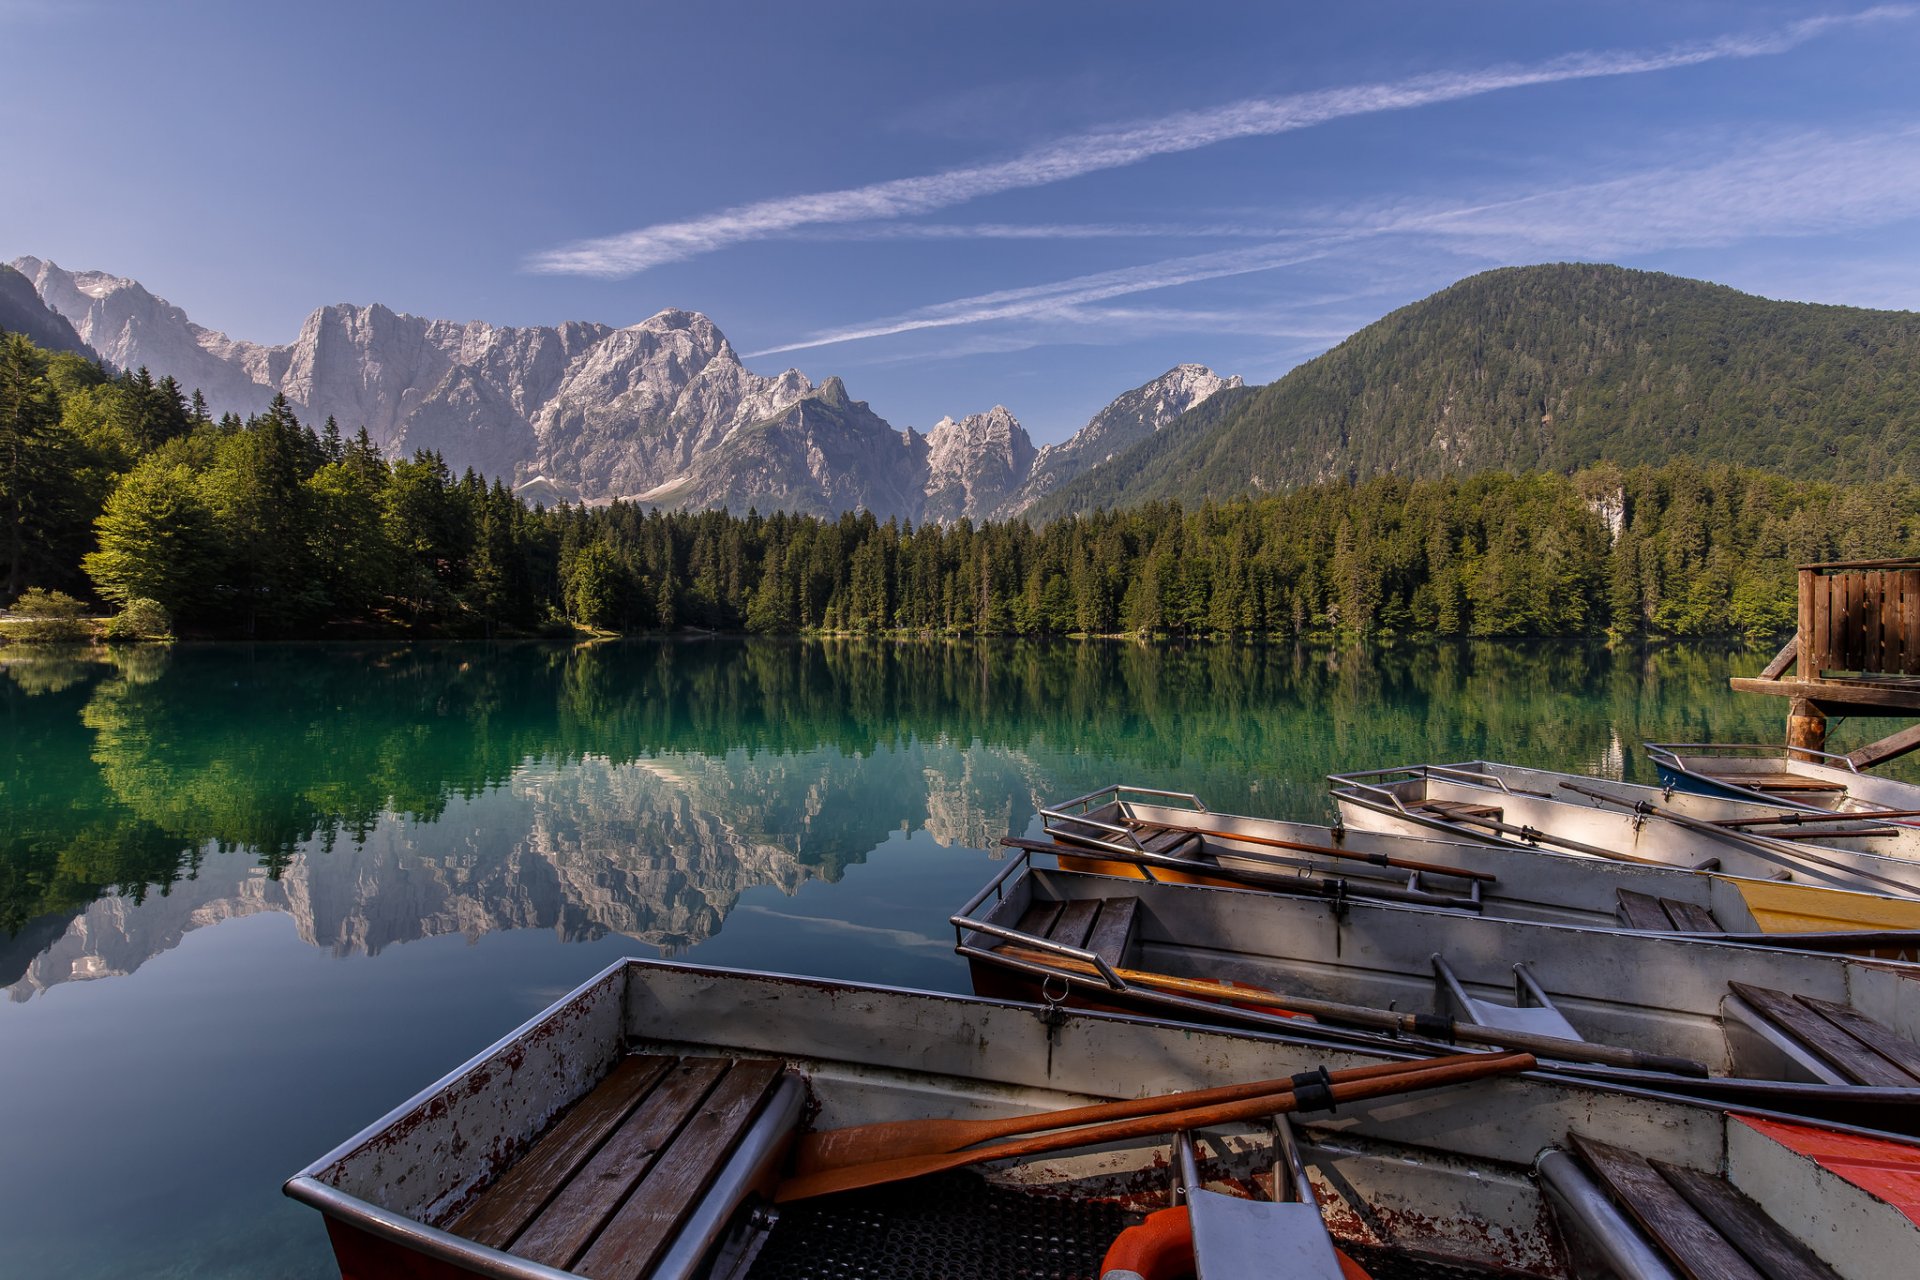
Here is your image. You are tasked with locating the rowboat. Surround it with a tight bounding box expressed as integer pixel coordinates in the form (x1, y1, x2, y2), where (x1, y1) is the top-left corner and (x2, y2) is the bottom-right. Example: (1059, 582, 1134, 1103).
(956, 856, 1920, 1128)
(285, 957, 1920, 1279)
(1034, 783, 1920, 955)
(1649, 741, 1920, 813)
(1329, 763, 1920, 896)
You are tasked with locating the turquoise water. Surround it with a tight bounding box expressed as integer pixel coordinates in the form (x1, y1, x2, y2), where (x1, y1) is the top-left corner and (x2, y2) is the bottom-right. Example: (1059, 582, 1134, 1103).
(0, 637, 1807, 1277)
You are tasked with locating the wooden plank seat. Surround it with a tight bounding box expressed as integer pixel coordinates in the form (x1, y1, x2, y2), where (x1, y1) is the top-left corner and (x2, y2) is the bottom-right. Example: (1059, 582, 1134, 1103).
(1129, 823, 1205, 860)
(1567, 1132, 1839, 1280)
(1616, 888, 1722, 934)
(1729, 774, 1848, 794)
(1007, 895, 1140, 967)
(448, 1054, 788, 1278)
(1727, 982, 1920, 1088)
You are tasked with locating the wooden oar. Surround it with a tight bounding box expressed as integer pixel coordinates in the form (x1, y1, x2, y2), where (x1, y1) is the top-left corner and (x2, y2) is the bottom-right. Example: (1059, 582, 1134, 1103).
(1712, 809, 1920, 827)
(774, 1051, 1533, 1203)
(999, 946, 1710, 1078)
(1112, 820, 1499, 883)
(790, 1051, 1494, 1175)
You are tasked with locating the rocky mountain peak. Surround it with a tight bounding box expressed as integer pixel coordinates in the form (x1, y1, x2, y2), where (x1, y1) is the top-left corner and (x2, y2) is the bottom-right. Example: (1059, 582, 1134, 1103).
(923, 405, 1037, 524)
(993, 363, 1242, 519)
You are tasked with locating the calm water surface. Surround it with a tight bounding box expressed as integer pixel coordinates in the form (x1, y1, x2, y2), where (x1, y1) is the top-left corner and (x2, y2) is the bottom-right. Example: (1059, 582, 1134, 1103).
(0, 637, 1827, 1277)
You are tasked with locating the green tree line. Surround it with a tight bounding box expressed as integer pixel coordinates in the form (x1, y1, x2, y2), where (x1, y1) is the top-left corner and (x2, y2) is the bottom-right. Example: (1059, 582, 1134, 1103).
(5, 328, 1917, 640)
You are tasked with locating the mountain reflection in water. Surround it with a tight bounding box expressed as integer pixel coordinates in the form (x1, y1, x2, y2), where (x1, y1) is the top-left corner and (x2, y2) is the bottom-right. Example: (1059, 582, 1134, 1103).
(2, 636, 1797, 1002)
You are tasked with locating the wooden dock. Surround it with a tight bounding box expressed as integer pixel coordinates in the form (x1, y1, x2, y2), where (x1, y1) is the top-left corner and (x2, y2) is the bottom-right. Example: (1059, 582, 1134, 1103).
(1731, 560, 1920, 766)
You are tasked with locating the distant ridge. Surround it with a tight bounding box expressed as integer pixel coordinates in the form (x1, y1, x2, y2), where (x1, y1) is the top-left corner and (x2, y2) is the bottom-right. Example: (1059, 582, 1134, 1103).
(1034, 263, 1920, 516)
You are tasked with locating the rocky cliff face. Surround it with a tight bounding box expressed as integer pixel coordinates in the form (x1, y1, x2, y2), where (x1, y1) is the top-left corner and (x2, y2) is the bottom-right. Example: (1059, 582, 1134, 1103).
(7, 256, 1236, 522)
(14, 256, 276, 413)
(923, 406, 1037, 524)
(641, 378, 927, 520)
(997, 364, 1243, 517)
(0, 264, 96, 358)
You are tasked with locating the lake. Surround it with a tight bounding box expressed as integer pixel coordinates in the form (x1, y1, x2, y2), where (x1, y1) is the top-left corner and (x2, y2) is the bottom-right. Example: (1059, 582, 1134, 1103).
(0, 636, 1813, 1278)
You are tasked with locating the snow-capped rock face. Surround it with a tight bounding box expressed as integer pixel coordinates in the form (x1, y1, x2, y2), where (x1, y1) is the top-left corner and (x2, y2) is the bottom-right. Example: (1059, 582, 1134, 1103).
(998, 364, 1243, 517)
(922, 406, 1037, 524)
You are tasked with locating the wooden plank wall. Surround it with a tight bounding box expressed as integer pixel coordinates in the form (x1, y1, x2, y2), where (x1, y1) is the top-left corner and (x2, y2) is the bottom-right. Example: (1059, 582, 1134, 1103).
(1803, 569, 1920, 676)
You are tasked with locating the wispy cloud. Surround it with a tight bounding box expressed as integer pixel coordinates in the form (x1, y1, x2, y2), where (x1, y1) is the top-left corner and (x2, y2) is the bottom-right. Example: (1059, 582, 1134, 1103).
(745, 122, 1920, 358)
(529, 7, 1914, 277)
(791, 221, 1296, 242)
(745, 240, 1354, 356)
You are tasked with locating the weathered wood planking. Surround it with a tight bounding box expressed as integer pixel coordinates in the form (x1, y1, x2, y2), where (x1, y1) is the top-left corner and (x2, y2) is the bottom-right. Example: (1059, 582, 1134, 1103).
(1653, 1161, 1840, 1280)
(1797, 568, 1817, 680)
(1729, 983, 1920, 1088)
(1048, 899, 1102, 950)
(1794, 993, 1920, 1082)
(450, 1055, 676, 1249)
(573, 1059, 783, 1280)
(509, 1058, 728, 1269)
(1570, 1134, 1765, 1280)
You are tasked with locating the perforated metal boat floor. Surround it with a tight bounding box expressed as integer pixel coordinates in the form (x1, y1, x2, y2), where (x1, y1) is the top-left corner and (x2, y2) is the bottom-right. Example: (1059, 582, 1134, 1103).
(744, 1171, 1519, 1279)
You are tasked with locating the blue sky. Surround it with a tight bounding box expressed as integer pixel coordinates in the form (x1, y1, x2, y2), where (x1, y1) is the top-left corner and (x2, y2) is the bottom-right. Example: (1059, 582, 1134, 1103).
(5, 2, 1920, 443)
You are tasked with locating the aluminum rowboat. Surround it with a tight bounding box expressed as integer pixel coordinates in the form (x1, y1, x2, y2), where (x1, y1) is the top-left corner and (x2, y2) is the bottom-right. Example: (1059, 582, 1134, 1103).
(286, 958, 1920, 1279)
(1649, 741, 1920, 813)
(1038, 784, 1920, 955)
(1330, 764, 1920, 896)
(956, 857, 1920, 1125)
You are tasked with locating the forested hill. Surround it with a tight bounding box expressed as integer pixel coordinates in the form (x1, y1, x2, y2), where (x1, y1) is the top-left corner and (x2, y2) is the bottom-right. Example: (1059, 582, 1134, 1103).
(1033, 264, 1920, 517)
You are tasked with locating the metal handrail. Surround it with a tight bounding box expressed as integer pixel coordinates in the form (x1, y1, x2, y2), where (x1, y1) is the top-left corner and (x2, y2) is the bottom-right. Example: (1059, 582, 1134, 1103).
(1325, 771, 1419, 817)
(1424, 765, 1517, 795)
(1645, 741, 1860, 772)
(953, 846, 1034, 920)
(1039, 807, 1148, 853)
(1046, 784, 1211, 816)
(948, 914, 1127, 990)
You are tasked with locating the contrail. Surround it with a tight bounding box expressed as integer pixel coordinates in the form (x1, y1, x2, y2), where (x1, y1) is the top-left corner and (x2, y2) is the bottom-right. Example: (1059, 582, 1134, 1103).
(529, 7, 1914, 277)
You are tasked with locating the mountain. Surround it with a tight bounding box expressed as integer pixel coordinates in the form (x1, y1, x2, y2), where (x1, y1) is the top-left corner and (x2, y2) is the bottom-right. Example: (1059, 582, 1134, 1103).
(13, 256, 277, 412)
(1036, 264, 1920, 515)
(0, 265, 95, 358)
(997, 364, 1242, 518)
(925, 406, 1035, 523)
(6, 255, 1241, 521)
(639, 378, 929, 519)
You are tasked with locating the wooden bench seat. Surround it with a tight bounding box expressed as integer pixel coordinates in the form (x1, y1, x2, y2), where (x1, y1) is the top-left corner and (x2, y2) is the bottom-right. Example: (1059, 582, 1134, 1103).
(1568, 1132, 1839, 1280)
(1009, 894, 1140, 967)
(1728, 982, 1920, 1088)
(1728, 773, 1848, 794)
(1616, 888, 1721, 933)
(449, 1054, 787, 1278)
